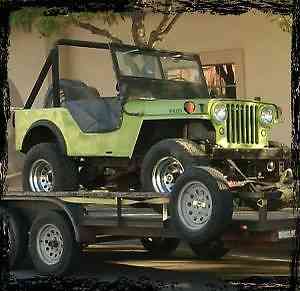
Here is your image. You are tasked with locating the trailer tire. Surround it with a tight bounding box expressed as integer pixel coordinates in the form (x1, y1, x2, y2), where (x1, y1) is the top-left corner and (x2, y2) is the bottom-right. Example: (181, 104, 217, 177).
(189, 239, 229, 260)
(170, 167, 233, 243)
(23, 143, 78, 192)
(0, 207, 28, 269)
(28, 211, 79, 275)
(140, 237, 180, 256)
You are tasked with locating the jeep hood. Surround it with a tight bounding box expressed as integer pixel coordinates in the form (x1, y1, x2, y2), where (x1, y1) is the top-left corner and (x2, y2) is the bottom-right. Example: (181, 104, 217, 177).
(123, 98, 210, 117)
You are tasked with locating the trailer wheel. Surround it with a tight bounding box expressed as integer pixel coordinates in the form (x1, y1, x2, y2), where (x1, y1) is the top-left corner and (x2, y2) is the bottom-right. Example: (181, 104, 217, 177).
(28, 211, 79, 275)
(140, 237, 180, 256)
(170, 167, 233, 243)
(0, 207, 28, 269)
(189, 240, 229, 260)
(23, 143, 78, 192)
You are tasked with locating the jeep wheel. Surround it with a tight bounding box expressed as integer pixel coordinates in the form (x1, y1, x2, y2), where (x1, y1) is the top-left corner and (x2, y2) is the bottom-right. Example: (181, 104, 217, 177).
(23, 143, 78, 192)
(189, 239, 229, 260)
(141, 139, 207, 194)
(170, 167, 233, 243)
(140, 237, 180, 256)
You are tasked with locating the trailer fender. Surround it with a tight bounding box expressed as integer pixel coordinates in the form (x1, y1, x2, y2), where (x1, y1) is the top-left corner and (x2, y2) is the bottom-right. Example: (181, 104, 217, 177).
(4, 196, 81, 242)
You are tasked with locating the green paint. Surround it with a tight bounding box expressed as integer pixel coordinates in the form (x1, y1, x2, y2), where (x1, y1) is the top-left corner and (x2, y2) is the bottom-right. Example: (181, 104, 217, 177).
(15, 97, 280, 158)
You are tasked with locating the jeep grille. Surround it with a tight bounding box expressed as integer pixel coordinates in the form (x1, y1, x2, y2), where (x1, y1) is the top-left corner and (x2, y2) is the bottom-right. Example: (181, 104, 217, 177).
(225, 103, 259, 144)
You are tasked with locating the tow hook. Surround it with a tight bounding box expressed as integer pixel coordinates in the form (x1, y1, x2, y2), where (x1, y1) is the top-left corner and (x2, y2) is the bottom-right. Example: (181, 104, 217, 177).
(257, 198, 268, 208)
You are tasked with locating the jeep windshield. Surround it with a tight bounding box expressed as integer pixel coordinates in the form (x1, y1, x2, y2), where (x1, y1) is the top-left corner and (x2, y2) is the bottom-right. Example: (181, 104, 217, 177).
(114, 47, 209, 100)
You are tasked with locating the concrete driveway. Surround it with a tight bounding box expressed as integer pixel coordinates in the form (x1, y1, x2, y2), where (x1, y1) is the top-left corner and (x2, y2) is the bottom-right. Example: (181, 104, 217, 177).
(12, 240, 293, 291)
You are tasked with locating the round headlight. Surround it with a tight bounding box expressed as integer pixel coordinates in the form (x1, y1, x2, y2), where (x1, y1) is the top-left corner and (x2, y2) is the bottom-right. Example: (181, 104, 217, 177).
(213, 104, 227, 123)
(260, 106, 275, 125)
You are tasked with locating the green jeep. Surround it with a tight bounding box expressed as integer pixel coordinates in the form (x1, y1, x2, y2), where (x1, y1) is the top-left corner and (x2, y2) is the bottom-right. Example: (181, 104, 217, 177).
(15, 39, 292, 212)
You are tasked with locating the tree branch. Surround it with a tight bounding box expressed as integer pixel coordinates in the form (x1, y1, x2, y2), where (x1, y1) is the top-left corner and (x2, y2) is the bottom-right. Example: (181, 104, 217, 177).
(131, 10, 147, 47)
(155, 2, 172, 32)
(161, 13, 181, 35)
(75, 21, 123, 44)
(148, 13, 181, 48)
(282, 15, 292, 32)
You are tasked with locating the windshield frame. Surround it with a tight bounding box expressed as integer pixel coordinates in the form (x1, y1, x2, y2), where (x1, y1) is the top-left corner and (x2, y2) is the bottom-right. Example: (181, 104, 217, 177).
(110, 43, 208, 90)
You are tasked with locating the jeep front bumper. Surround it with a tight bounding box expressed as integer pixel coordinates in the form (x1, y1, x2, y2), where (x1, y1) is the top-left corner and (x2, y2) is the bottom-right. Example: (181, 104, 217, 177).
(209, 147, 291, 160)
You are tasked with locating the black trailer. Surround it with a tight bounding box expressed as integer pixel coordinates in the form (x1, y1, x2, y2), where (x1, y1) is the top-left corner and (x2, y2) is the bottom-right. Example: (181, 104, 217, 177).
(1, 168, 297, 276)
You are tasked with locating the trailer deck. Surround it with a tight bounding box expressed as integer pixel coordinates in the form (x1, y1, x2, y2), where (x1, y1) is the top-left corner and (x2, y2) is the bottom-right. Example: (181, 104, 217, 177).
(3, 190, 297, 243)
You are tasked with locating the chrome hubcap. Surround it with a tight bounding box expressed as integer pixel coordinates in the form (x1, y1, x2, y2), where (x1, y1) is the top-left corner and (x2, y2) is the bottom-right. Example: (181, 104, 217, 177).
(177, 181, 213, 230)
(152, 157, 184, 193)
(29, 159, 54, 192)
(37, 224, 64, 265)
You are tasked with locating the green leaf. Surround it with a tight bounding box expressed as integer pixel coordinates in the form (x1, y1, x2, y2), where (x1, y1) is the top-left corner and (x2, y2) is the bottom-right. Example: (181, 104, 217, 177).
(10, 7, 46, 32)
(35, 16, 62, 37)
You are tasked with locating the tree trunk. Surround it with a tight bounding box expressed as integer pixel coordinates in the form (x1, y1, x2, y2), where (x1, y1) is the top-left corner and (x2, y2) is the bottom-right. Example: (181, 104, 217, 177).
(131, 11, 148, 47)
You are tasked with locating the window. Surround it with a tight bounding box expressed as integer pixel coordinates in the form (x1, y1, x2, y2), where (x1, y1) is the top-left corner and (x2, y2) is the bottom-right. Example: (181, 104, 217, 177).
(200, 49, 245, 99)
(203, 63, 237, 98)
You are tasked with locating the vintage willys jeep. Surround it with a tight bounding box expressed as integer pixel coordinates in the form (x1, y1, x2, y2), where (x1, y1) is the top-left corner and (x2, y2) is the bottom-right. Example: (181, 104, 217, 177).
(14, 39, 292, 246)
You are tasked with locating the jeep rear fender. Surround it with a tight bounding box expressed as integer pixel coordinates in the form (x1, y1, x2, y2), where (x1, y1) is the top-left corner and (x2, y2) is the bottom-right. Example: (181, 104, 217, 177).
(22, 120, 67, 154)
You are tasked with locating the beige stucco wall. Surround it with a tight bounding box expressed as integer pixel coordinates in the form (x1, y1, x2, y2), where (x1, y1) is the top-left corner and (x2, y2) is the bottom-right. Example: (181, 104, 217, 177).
(8, 29, 48, 175)
(8, 28, 50, 107)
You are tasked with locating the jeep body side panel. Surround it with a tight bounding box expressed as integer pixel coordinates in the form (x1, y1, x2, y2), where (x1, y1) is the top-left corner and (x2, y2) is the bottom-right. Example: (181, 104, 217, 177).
(15, 108, 143, 158)
(15, 99, 208, 158)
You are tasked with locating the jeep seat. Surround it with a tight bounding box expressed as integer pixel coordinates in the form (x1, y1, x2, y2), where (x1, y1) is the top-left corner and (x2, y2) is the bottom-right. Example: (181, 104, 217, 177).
(44, 79, 122, 133)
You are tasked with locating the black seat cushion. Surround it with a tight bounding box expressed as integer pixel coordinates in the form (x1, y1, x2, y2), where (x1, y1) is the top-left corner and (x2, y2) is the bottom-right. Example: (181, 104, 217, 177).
(44, 79, 100, 107)
(64, 98, 122, 133)
(44, 79, 122, 133)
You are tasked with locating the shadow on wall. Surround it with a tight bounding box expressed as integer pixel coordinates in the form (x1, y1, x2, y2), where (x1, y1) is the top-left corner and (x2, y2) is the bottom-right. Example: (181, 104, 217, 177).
(8, 79, 24, 177)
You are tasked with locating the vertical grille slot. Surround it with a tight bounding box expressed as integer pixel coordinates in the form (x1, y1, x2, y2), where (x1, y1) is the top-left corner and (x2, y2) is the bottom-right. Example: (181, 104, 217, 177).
(231, 104, 236, 143)
(226, 104, 231, 142)
(225, 103, 258, 144)
(238, 105, 242, 144)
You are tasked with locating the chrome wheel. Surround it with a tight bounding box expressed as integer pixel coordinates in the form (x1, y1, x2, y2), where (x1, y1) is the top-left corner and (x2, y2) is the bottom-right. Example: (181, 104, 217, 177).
(152, 156, 184, 193)
(36, 224, 64, 265)
(177, 181, 213, 230)
(29, 159, 54, 192)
